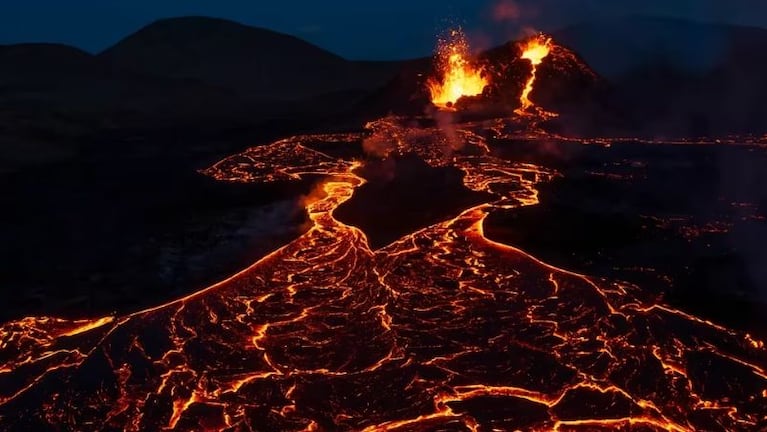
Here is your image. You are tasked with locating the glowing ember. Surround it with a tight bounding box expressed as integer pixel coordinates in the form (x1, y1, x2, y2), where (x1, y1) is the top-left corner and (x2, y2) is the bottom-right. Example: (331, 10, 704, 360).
(427, 29, 489, 110)
(517, 34, 553, 113)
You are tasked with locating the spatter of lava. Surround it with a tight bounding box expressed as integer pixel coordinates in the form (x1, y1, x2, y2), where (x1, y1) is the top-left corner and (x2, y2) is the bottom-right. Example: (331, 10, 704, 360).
(427, 29, 489, 110)
(1, 117, 767, 431)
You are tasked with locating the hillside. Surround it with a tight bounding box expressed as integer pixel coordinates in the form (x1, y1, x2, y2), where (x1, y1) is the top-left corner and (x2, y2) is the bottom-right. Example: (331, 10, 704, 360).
(553, 17, 767, 136)
(98, 16, 401, 100)
(358, 39, 605, 121)
(0, 43, 101, 87)
(552, 16, 767, 78)
(0, 20, 406, 172)
(0, 42, 265, 170)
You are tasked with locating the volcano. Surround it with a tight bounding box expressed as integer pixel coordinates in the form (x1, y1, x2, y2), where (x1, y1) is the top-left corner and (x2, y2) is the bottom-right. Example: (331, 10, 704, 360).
(99, 17, 402, 101)
(361, 34, 604, 121)
(2, 17, 767, 432)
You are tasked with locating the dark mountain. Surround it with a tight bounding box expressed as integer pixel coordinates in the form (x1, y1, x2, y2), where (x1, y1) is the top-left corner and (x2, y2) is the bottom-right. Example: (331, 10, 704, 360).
(0, 44, 99, 168)
(98, 17, 402, 100)
(610, 47, 767, 136)
(0, 44, 99, 87)
(553, 17, 767, 136)
(552, 16, 767, 79)
(0, 20, 409, 173)
(0, 42, 263, 171)
(0, 42, 263, 125)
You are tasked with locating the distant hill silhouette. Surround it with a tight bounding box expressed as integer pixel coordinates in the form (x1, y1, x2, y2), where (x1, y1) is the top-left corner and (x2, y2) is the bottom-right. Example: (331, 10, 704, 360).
(0, 42, 262, 168)
(554, 17, 767, 136)
(553, 16, 767, 78)
(0, 44, 100, 87)
(0, 41, 262, 120)
(0, 19, 407, 172)
(98, 17, 401, 100)
(4, 14, 767, 172)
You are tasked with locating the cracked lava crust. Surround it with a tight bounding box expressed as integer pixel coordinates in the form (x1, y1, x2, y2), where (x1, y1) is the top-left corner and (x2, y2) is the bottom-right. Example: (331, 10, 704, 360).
(1, 117, 766, 431)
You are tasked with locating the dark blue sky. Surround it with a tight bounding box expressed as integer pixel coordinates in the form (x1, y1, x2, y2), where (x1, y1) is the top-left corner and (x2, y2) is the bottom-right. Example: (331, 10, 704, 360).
(1, 1, 766, 59)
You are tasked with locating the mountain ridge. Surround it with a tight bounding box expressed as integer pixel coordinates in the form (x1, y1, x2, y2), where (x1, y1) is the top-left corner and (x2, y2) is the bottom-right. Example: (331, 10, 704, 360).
(97, 16, 402, 100)
(553, 15, 767, 78)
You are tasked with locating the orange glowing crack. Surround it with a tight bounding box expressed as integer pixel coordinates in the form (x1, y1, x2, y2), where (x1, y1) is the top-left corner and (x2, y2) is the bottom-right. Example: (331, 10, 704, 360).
(58, 316, 116, 337)
(0, 117, 765, 431)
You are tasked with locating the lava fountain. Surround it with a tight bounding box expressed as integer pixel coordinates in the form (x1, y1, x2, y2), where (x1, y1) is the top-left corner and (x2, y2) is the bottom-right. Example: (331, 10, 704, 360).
(517, 34, 553, 114)
(427, 29, 489, 110)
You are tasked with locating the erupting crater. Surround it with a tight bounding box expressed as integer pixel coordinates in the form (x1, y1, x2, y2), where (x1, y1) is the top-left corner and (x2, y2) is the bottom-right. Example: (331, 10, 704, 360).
(426, 29, 489, 110)
(424, 30, 566, 120)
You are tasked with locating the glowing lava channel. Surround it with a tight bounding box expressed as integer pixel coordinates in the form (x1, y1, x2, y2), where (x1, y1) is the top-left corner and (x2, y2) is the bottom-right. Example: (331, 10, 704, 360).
(517, 35, 553, 114)
(427, 29, 489, 110)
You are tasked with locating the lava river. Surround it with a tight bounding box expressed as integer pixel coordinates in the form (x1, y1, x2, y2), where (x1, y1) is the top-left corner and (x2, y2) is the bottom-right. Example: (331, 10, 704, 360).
(1, 117, 766, 431)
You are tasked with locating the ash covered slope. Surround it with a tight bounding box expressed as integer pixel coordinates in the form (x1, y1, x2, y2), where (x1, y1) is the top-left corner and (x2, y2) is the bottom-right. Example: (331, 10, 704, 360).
(99, 17, 402, 101)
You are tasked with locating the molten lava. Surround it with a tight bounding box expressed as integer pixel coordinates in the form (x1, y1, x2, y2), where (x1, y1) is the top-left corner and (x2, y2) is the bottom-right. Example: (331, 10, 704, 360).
(517, 34, 553, 114)
(427, 29, 489, 110)
(1, 117, 766, 431)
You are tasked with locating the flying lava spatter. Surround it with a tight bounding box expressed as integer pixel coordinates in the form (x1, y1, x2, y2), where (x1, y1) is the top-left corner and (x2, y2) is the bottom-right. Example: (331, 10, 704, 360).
(0, 115, 766, 431)
(427, 28, 489, 110)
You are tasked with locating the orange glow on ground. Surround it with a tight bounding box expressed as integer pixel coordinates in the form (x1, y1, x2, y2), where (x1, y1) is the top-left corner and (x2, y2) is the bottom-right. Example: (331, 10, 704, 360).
(0, 117, 765, 430)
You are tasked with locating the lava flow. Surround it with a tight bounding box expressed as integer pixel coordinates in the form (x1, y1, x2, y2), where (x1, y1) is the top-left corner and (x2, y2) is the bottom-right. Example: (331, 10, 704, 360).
(1, 117, 767, 431)
(427, 29, 489, 110)
(517, 35, 554, 115)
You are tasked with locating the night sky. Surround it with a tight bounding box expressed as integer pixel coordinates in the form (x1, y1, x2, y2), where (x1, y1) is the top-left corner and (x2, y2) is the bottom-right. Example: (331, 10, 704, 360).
(1, 0, 766, 59)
